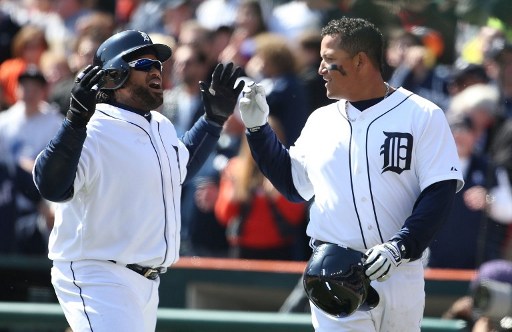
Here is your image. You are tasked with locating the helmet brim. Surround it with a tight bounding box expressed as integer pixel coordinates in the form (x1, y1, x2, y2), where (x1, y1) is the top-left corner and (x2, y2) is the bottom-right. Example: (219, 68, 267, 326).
(125, 43, 172, 63)
(359, 284, 380, 311)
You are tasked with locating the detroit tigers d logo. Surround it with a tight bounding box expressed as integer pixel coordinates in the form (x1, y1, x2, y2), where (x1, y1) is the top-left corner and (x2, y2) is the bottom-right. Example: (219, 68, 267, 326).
(380, 132, 413, 174)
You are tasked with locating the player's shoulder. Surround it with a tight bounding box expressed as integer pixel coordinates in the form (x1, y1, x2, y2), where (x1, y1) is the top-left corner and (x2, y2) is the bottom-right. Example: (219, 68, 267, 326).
(150, 110, 169, 123)
(396, 87, 443, 113)
(306, 101, 338, 119)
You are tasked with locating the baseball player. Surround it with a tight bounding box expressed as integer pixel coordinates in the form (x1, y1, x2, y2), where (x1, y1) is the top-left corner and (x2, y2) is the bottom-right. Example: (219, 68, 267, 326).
(32, 30, 244, 331)
(239, 17, 464, 331)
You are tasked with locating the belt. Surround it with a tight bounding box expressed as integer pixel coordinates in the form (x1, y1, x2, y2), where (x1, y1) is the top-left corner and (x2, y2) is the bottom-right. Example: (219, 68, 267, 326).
(313, 239, 328, 247)
(310, 239, 329, 249)
(109, 261, 167, 280)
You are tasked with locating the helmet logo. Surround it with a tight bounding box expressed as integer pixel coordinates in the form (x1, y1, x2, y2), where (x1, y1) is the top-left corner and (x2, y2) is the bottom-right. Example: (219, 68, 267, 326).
(139, 31, 151, 42)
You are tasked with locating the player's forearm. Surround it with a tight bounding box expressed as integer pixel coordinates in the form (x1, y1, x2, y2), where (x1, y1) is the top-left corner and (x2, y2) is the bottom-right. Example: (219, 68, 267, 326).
(182, 116, 222, 180)
(391, 179, 458, 260)
(33, 119, 85, 202)
(246, 124, 304, 203)
(16, 163, 42, 203)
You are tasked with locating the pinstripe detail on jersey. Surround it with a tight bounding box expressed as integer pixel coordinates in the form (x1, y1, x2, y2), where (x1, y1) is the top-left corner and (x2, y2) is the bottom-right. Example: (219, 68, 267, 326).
(364, 93, 414, 245)
(156, 122, 180, 265)
(98, 110, 170, 266)
(70, 261, 94, 331)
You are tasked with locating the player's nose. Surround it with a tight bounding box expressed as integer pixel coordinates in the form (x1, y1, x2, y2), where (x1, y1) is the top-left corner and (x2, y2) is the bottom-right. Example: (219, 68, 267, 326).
(318, 63, 328, 76)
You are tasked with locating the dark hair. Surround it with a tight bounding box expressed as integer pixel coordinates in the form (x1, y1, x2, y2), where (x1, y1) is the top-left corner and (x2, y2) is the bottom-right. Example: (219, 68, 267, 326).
(321, 17, 384, 73)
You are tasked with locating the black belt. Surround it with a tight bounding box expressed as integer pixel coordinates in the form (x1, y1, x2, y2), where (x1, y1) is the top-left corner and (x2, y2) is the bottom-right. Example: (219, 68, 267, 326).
(109, 261, 166, 280)
(311, 239, 330, 249)
(313, 239, 328, 247)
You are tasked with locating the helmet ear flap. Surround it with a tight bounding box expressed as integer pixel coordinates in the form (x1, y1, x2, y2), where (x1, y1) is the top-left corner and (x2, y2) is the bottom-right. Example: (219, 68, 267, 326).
(302, 243, 380, 317)
(102, 60, 130, 90)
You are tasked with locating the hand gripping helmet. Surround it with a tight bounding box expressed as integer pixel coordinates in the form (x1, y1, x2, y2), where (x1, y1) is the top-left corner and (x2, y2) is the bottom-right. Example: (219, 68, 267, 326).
(303, 243, 380, 317)
(93, 30, 172, 89)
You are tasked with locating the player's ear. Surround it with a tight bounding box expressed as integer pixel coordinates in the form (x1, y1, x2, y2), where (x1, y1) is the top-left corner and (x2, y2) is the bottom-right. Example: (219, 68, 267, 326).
(353, 52, 364, 68)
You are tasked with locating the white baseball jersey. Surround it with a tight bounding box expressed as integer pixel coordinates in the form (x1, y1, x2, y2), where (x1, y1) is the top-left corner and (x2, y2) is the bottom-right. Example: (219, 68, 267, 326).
(46, 103, 189, 268)
(289, 87, 464, 252)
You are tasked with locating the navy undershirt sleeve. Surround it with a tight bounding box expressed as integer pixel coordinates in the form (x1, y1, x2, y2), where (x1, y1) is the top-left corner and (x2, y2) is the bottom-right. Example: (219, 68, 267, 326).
(35, 116, 222, 200)
(246, 124, 305, 202)
(181, 116, 222, 179)
(391, 179, 458, 260)
(33, 119, 86, 202)
(16, 164, 42, 203)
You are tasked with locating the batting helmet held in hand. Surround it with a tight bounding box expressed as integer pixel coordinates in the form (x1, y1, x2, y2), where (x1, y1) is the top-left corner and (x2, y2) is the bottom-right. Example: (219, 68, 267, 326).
(303, 243, 379, 317)
(93, 30, 172, 90)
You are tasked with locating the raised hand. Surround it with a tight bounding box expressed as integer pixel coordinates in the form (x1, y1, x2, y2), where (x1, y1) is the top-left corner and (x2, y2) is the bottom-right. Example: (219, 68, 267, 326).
(199, 62, 245, 126)
(238, 81, 269, 129)
(66, 65, 106, 128)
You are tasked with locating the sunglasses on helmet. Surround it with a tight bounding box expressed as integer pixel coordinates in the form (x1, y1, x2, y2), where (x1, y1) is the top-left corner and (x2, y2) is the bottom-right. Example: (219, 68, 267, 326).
(128, 58, 163, 72)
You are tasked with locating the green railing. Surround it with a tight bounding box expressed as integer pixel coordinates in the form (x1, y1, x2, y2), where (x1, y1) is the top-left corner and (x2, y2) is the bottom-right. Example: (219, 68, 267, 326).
(0, 254, 475, 330)
(0, 302, 467, 332)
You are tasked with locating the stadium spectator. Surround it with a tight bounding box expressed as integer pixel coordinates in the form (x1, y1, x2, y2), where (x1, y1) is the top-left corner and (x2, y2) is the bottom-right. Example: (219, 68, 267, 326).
(195, 0, 239, 31)
(45, 0, 94, 55)
(485, 42, 512, 118)
(0, 25, 48, 107)
(0, 66, 62, 254)
(428, 114, 509, 269)
(0, 6, 20, 64)
(295, 29, 331, 113)
(447, 62, 490, 96)
(161, 43, 210, 136)
(244, 32, 309, 147)
(215, 117, 307, 260)
(387, 26, 452, 110)
(446, 83, 503, 157)
(49, 30, 108, 116)
(218, 0, 267, 68)
(149, 32, 177, 91)
(443, 259, 512, 331)
(185, 112, 246, 257)
(162, 0, 196, 41)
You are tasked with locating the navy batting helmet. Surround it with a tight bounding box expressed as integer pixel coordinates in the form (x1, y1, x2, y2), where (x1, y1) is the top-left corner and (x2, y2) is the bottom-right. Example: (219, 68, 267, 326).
(93, 30, 172, 90)
(303, 243, 379, 317)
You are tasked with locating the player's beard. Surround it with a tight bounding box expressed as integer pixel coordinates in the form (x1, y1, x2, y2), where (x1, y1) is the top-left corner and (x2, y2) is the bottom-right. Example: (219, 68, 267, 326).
(128, 83, 163, 111)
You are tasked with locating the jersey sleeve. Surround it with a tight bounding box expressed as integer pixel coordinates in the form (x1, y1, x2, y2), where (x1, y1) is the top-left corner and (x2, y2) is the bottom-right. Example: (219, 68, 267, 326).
(415, 108, 464, 193)
(289, 120, 315, 201)
(74, 124, 101, 194)
(289, 146, 314, 201)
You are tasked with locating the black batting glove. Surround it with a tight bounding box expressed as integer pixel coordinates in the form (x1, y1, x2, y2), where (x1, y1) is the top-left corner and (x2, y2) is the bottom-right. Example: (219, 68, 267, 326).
(199, 62, 245, 126)
(66, 65, 106, 128)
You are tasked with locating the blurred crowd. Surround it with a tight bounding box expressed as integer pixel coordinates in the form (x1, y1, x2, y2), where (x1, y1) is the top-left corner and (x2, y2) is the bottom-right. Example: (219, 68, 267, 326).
(2, 0, 512, 271)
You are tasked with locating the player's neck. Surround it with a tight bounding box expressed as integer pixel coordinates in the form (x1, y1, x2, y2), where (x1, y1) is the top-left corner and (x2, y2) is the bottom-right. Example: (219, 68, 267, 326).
(347, 77, 390, 102)
(349, 82, 392, 111)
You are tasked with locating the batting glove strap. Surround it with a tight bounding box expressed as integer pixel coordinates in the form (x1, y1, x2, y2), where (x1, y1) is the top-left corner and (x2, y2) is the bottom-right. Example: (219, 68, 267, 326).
(364, 241, 409, 282)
